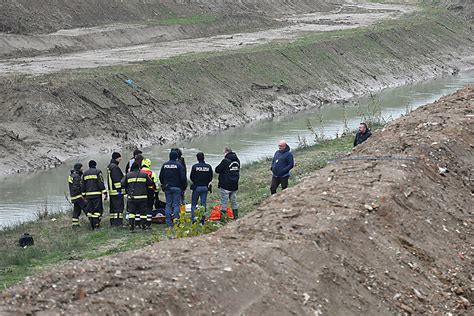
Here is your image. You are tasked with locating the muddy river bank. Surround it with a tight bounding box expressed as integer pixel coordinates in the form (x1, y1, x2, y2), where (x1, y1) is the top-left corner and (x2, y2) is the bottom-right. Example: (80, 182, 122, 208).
(0, 71, 472, 227)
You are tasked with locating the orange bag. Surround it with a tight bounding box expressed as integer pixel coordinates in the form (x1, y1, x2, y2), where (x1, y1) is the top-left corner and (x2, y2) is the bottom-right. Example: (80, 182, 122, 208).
(207, 205, 234, 221)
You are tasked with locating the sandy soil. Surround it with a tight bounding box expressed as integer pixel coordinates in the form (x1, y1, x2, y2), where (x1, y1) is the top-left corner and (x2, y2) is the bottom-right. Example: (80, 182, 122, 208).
(0, 0, 346, 59)
(1, 86, 472, 315)
(0, 0, 346, 34)
(0, 3, 414, 76)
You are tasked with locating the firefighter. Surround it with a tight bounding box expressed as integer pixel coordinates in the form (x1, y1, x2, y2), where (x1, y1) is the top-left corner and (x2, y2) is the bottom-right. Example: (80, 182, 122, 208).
(82, 160, 107, 230)
(68, 162, 87, 227)
(107, 152, 124, 227)
(121, 162, 154, 231)
(140, 158, 158, 229)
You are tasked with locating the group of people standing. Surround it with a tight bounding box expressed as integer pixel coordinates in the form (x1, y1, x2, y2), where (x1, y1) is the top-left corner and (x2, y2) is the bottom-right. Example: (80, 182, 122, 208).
(68, 146, 245, 231)
(67, 120, 370, 231)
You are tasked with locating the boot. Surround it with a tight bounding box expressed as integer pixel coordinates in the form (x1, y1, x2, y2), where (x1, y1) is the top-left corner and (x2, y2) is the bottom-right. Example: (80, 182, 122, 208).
(129, 217, 135, 232)
(146, 215, 152, 229)
(233, 209, 238, 220)
(71, 218, 80, 228)
(89, 218, 96, 230)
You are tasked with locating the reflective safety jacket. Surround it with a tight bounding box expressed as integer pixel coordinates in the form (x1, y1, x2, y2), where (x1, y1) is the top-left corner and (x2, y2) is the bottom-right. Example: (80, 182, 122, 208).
(121, 170, 153, 200)
(68, 170, 83, 202)
(140, 167, 157, 191)
(107, 160, 124, 196)
(81, 168, 107, 198)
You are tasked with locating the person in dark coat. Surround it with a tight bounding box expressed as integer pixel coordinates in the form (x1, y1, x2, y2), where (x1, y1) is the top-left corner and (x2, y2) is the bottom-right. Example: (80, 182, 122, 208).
(171, 148, 187, 203)
(82, 160, 107, 230)
(159, 151, 187, 227)
(125, 149, 142, 173)
(107, 152, 124, 227)
(171, 148, 187, 174)
(353, 122, 372, 147)
(190, 152, 213, 223)
(215, 147, 240, 219)
(121, 163, 153, 231)
(68, 162, 86, 227)
(270, 140, 294, 195)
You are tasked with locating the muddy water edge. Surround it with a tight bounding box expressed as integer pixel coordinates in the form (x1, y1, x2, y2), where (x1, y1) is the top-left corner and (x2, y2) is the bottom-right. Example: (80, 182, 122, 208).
(0, 70, 472, 228)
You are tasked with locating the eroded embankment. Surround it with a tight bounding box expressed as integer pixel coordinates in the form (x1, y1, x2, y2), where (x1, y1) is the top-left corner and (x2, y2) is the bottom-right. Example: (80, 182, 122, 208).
(0, 2, 413, 68)
(1, 87, 472, 315)
(0, 16, 281, 60)
(0, 11, 472, 176)
(0, 0, 343, 34)
(0, 0, 352, 59)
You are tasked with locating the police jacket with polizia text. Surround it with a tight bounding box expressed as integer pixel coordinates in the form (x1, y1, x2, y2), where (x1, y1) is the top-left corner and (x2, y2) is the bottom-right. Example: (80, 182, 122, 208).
(159, 160, 187, 190)
(121, 170, 153, 200)
(82, 168, 107, 198)
(190, 161, 213, 187)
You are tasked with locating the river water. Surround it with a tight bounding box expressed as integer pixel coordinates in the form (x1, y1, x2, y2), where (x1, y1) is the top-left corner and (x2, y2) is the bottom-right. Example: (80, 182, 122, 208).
(0, 71, 472, 228)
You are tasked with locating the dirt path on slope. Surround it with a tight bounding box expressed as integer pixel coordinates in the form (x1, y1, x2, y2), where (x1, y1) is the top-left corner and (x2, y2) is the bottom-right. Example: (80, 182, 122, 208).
(0, 3, 414, 76)
(1, 87, 472, 315)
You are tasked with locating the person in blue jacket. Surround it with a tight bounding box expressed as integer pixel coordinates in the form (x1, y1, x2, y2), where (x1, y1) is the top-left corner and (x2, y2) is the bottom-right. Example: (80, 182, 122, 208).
(159, 150, 187, 227)
(190, 152, 213, 223)
(270, 140, 294, 195)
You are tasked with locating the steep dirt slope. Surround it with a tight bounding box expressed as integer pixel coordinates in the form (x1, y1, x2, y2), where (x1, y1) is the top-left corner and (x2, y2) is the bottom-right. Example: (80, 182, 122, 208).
(0, 3, 413, 66)
(0, 0, 344, 34)
(0, 16, 279, 60)
(1, 87, 472, 315)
